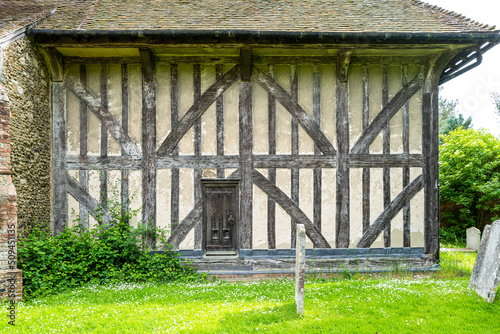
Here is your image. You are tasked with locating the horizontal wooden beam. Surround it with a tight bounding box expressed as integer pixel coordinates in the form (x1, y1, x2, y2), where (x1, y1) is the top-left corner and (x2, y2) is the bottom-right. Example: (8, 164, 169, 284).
(157, 65, 240, 156)
(66, 173, 113, 225)
(351, 69, 424, 155)
(66, 154, 423, 170)
(253, 66, 336, 156)
(356, 174, 424, 248)
(65, 71, 141, 157)
(166, 201, 203, 249)
(252, 170, 331, 249)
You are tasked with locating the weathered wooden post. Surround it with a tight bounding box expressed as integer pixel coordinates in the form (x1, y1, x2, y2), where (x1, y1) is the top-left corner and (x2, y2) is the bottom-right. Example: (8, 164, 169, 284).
(295, 224, 306, 316)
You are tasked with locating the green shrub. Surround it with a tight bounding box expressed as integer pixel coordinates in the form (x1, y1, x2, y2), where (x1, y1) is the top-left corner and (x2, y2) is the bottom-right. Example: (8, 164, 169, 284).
(439, 128, 500, 242)
(18, 219, 204, 300)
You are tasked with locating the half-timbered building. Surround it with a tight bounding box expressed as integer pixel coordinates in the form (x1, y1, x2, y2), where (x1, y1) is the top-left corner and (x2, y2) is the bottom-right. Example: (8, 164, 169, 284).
(4, 0, 500, 275)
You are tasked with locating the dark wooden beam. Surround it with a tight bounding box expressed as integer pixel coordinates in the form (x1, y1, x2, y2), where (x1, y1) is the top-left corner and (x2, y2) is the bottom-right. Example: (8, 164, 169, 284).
(66, 173, 113, 225)
(350, 70, 424, 155)
(356, 174, 424, 248)
(382, 66, 391, 248)
(336, 50, 351, 248)
(65, 71, 141, 157)
(240, 49, 252, 82)
(157, 65, 239, 156)
(402, 66, 411, 247)
(142, 50, 157, 248)
(267, 65, 277, 249)
(170, 64, 180, 226)
(313, 65, 322, 234)
(193, 64, 202, 250)
(40, 47, 63, 81)
(252, 65, 336, 156)
(121, 64, 130, 224)
(239, 80, 253, 249)
(79, 65, 89, 229)
(100, 65, 108, 212)
(166, 201, 203, 249)
(361, 66, 370, 234)
(291, 65, 299, 247)
(66, 154, 424, 170)
(216, 64, 225, 179)
(337, 49, 352, 83)
(52, 81, 67, 234)
(252, 170, 331, 249)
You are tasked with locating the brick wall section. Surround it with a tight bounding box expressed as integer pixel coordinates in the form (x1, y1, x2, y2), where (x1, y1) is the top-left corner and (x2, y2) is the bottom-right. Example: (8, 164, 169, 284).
(2, 37, 51, 236)
(0, 83, 22, 301)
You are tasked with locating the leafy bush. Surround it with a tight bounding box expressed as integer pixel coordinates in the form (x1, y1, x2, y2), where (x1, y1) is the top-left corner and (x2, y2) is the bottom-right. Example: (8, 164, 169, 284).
(439, 128, 500, 242)
(18, 218, 204, 300)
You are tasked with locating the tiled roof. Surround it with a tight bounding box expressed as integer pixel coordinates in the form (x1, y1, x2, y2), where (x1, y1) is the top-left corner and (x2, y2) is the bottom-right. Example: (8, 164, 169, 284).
(0, 1, 56, 40)
(1, 0, 496, 40)
(29, 0, 496, 34)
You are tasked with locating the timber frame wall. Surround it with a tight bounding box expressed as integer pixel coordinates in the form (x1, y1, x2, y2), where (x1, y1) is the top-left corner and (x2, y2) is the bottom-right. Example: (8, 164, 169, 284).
(44, 47, 451, 258)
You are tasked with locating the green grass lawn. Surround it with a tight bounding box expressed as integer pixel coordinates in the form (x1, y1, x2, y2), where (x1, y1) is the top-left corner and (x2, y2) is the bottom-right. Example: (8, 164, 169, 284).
(1, 251, 498, 333)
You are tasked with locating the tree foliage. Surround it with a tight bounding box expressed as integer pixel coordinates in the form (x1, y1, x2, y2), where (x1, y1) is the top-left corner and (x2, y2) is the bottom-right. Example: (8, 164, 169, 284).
(439, 94, 459, 134)
(439, 128, 500, 241)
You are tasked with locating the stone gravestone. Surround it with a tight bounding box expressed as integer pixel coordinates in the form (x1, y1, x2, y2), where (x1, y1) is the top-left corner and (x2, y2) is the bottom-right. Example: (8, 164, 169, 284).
(295, 224, 306, 316)
(468, 221, 500, 303)
(466, 227, 481, 250)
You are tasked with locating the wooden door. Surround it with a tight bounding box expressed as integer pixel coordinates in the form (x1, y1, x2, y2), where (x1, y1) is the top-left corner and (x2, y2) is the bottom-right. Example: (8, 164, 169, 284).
(202, 179, 239, 253)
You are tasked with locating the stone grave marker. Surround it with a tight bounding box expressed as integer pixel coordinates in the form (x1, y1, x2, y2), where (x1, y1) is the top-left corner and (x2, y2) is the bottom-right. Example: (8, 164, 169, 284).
(468, 221, 500, 303)
(295, 224, 306, 316)
(466, 227, 481, 250)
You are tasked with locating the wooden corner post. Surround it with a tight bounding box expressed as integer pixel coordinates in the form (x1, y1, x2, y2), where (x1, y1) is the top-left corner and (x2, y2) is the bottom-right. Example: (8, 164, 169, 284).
(422, 51, 457, 257)
(336, 49, 352, 248)
(239, 48, 253, 249)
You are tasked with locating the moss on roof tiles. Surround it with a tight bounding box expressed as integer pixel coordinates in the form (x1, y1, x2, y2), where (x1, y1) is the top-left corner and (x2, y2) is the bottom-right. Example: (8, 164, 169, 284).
(24, 0, 500, 34)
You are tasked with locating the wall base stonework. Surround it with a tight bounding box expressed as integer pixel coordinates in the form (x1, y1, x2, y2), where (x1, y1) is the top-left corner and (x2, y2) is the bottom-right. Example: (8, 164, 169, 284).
(0, 84, 22, 301)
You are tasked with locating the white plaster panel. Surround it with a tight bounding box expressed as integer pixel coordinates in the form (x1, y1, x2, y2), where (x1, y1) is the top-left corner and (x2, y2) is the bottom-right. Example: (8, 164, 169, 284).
(388, 66, 403, 154)
(179, 169, 194, 249)
(320, 65, 336, 147)
(410, 167, 424, 247)
(321, 168, 336, 247)
(297, 65, 315, 154)
(368, 66, 383, 154)
(253, 169, 268, 249)
(253, 74, 268, 154)
(275, 65, 291, 155)
(370, 168, 384, 248)
(275, 168, 291, 249)
(178, 64, 194, 155)
(349, 66, 363, 146)
(201, 65, 217, 155)
(66, 64, 80, 156)
(390, 168, 404, 247)
(107, 64, 122, 156)
(87, 64, 102, 155)
(67, 170, 79, 228)
(408, 65, 423, 154)
(128, 170, 143, 228)
(299, 168, 314, 248)
(223, 65, 239, 155)
(156, 64, 171, 149)
(350, 168, 363, 248)
(128, 65, 142, 152)
(157, 169, 172, 231)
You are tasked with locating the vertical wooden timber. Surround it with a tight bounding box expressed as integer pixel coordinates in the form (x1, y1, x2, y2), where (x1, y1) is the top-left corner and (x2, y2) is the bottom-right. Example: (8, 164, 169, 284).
(100, 65, 108, 212)
(170, 64, 180, 226)
(361, 66, 370, 233)
(336, 50, 352, 248)
(382, 66, 391, 247)
(239, 80, 253, 249)
(121, 64, 130, 224)
(140, 49, 157, 248)
(313, 66, 322, 234)
(79, 65, 89, 229)
(267, 65, 276, 249)
(402, 66, 411, 247)
(216, 64, 225, 179)
(53, 80, 67, 234)
(193, 64, 202, 249)
(422, 52, 455, 257)
(290, 65, 299, 247)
